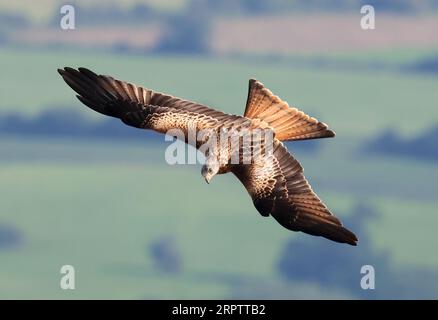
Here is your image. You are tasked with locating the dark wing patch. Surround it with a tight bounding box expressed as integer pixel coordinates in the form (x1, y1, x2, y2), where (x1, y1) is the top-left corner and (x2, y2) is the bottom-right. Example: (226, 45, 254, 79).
(58, 67, 234, 134)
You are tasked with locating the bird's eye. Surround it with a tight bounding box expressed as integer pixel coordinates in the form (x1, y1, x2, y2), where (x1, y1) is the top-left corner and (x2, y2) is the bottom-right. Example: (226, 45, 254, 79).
(208, 168, 213, 173)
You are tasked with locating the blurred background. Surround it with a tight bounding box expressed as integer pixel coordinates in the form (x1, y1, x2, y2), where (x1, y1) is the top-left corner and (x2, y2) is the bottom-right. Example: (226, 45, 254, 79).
(1, 0, 438, 299)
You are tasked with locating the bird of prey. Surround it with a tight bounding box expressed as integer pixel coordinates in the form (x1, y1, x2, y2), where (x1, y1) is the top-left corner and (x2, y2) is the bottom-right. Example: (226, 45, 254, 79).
(58, 67, 358, 246)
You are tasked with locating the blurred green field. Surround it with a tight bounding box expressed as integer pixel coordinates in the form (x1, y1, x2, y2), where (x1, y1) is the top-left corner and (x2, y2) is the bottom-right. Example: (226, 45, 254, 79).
(2, 47, 438, 138)
(283, 47, 438, 67)
(0, 139, 317, 298)
(1, 46, 438, 299)
(1, 136, 438, 298)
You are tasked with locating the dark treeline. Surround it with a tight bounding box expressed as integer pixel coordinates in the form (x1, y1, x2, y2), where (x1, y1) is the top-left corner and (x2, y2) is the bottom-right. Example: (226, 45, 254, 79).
(0, 108, 162, 143)
(0, 108, 319, 152)
(191, 0, 431, 15)
(149, 236, 182, 274)
(50, 3, 159, 27)
(364, 127, 438, 162)
(408, 55, 438, 74)
(0, 12, 29, 31)
(6, 110, 438, 161)
(0, 224, 22, 250)
(153, 13, 210, 55)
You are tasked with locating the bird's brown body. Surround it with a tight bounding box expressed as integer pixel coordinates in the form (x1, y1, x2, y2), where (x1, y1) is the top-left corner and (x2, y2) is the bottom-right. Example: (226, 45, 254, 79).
(58, 67, 358, 245)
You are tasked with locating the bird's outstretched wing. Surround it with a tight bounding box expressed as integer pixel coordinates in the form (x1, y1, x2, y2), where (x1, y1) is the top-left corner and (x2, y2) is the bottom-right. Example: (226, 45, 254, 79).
(232, 140, 358, 245)
(58, 67, 249, 137)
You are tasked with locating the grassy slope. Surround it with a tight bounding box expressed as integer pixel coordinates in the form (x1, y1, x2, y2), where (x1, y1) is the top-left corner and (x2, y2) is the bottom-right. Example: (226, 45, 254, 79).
(1, 47, 438, 298)
(1, 137, 438, 298)
(322, 47, 438, 65)
(0, 147, 304, 298)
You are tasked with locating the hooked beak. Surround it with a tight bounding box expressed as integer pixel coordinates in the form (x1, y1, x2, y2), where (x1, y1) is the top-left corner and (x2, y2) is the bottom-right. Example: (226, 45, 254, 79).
(205, 176, 211, 184)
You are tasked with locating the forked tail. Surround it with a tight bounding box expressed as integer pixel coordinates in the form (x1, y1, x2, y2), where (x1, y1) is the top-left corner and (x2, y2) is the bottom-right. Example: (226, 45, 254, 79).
(244, 79, 335, 141)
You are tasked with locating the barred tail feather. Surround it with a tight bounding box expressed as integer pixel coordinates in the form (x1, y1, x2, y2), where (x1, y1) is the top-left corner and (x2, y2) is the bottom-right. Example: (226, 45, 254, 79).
(244, 79, 335, 141)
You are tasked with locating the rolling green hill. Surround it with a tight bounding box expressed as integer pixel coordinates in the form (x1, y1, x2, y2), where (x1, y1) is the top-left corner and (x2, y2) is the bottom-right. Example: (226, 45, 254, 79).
(1, 136, 438, 298)
(1, 46, 438, 298)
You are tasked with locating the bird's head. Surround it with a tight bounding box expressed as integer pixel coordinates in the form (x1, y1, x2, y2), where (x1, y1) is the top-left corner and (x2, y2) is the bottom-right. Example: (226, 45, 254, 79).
(201, 158, 220, 184)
